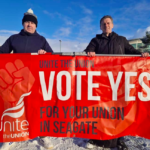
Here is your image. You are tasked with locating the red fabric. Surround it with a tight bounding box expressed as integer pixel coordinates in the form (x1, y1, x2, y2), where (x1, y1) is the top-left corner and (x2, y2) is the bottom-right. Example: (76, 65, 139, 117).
(0, 54, 150, 142)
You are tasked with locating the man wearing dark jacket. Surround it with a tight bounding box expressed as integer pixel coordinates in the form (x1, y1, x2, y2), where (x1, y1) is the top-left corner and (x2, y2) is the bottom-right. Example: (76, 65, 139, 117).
(0, 9, 53, 150)
(85, 15, 149, 149)
(0, 8, 53, 54)
(85, 15, 148, 57)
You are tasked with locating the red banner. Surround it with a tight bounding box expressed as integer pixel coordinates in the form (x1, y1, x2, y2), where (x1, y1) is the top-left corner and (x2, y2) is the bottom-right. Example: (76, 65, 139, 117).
(0, 53, 150, 142)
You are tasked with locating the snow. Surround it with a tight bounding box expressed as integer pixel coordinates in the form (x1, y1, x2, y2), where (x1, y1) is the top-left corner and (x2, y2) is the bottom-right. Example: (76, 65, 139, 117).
(1, 136, 150, 150)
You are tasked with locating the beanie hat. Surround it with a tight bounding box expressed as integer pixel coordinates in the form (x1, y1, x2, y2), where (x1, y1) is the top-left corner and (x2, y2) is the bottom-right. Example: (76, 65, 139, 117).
(22, 8, 38, 27)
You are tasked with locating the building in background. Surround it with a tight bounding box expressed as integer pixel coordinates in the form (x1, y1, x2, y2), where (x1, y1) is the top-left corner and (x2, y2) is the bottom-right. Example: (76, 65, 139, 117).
(128, 31, 150, 53)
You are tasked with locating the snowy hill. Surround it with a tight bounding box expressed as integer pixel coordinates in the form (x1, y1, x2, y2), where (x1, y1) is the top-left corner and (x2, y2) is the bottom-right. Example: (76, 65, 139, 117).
(1, 136, 150, 150)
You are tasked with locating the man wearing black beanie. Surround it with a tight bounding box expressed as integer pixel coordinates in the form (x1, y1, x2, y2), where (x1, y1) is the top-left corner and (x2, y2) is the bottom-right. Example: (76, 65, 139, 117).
(0, 8, 53, 54)
(0, 9, 53, 150)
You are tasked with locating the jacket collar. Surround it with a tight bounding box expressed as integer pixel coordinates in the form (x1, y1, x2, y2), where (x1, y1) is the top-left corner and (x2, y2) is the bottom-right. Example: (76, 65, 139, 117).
(19, 29, 39, 36)
(96, 32, 118, 40)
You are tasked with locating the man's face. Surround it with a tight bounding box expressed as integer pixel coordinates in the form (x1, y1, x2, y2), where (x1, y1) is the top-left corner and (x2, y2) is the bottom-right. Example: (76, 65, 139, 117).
(100, 18, 113, 35)
(23, 21, 36, 34)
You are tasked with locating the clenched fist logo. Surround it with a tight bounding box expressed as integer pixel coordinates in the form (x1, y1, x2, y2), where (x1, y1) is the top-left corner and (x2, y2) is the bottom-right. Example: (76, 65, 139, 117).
(0, 59, 35, 107)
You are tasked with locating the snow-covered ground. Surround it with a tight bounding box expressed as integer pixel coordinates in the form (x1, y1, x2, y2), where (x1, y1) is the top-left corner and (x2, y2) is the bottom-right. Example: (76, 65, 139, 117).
(1, 136, 150, 150)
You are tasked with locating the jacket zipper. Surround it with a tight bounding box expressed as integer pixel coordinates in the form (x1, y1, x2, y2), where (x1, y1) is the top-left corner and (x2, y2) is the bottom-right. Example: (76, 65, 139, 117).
(119, 45, 123, 54)
(24, 36, 29, 53)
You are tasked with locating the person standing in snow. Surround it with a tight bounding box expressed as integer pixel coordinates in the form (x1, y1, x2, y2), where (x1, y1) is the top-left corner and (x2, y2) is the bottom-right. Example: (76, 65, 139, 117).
(84, 15, 149, 150)
(0, 8, 53, 150)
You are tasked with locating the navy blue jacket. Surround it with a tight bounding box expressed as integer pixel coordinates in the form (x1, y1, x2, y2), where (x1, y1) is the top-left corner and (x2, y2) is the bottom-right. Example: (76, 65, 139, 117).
(0, 30, 53, 53)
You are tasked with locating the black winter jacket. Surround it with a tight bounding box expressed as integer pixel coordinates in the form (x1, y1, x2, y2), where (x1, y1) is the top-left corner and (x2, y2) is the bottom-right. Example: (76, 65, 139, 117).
(0, 30, 53, 53)
(85, 32, 141, 54)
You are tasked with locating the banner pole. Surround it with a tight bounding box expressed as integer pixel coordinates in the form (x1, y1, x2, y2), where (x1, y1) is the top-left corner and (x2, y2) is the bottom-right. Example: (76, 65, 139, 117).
(31, 52, 147, 57)
(52, 52, 144, 57)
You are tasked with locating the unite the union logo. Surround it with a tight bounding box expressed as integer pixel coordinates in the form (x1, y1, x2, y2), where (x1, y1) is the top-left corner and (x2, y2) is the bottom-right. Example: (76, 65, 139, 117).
(0, 59, 35, 142)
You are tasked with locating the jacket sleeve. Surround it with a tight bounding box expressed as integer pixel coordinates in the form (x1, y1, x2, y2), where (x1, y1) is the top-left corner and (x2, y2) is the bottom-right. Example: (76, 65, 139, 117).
(84, 38, 97, 53)
(0, 37, 12, 53)
(124, 37, 141, 54)
(42, 38, 53, 53)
